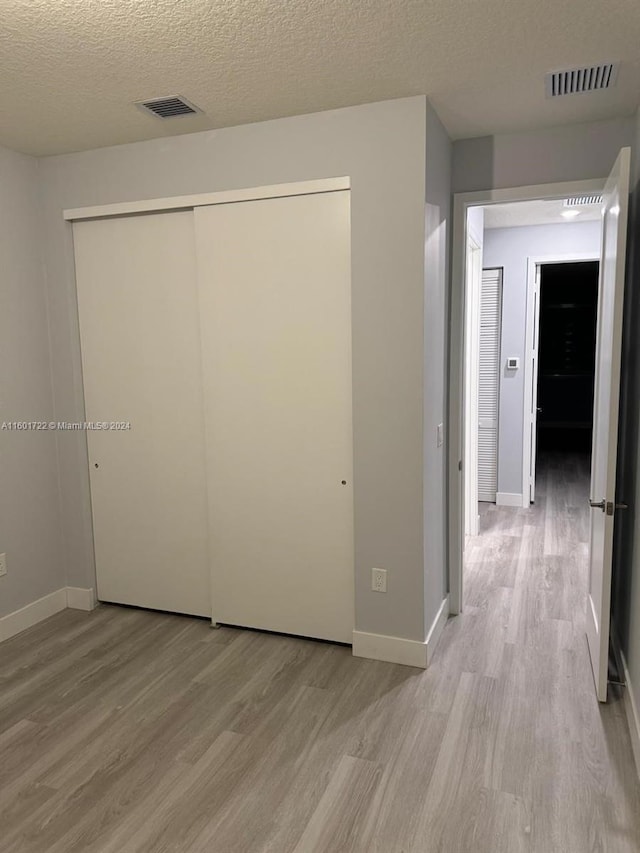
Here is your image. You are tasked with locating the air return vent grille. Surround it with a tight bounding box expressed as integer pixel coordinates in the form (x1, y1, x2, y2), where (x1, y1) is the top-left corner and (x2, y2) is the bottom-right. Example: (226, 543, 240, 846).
(135, 96, 202, 118)
(545, 63, 618, 97)
(564, 195, 604, 207)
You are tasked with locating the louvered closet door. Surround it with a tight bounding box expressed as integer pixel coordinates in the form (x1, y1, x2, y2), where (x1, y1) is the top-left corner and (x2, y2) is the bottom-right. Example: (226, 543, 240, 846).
(477, 268, 503, 503)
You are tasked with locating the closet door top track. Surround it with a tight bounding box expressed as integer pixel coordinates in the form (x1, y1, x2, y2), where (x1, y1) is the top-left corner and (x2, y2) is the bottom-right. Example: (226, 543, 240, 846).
(63, 177, 350, 222)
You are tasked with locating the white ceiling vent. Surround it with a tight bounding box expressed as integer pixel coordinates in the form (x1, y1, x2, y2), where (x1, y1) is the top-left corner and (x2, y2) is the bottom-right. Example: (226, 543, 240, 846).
(545, 63, 618, 97)
(564, 195, 604, 207)
(135, 96, 202, 119)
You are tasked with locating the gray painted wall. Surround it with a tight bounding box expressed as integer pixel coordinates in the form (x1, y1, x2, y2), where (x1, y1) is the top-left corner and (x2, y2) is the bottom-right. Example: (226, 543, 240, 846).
(38, 96, 449, 643)
(424, 103, 451, 626)
(0, 145, 65, 618)
(453, 117, 634, 194)
(483, 221, 602, 497)
(613, 106, 640, 717)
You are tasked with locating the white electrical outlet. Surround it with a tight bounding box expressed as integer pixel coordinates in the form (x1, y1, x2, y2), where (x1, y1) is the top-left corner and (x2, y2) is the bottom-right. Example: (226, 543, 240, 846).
(0, 553, 6, 577)
(371, 567, 387, 593)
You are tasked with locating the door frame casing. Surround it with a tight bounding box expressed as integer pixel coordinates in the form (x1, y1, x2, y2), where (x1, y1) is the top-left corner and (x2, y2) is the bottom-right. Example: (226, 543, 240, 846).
(523, 252, 601, 508)
(448, 178, 606, 615)
(464, 235, 482, 536)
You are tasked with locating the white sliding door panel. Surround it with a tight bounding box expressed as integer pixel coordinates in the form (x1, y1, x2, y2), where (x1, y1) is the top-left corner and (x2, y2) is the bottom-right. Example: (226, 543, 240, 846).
(195, 191, 353, 643)
(73, 212, 210, 617)
(477, 269, 502, 503)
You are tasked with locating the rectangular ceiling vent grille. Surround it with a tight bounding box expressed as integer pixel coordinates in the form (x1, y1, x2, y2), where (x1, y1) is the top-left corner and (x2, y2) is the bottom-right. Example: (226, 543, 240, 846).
(136, 96, 202, 119)
(564, 195, 604, 207)
(545, 63, 618, 97)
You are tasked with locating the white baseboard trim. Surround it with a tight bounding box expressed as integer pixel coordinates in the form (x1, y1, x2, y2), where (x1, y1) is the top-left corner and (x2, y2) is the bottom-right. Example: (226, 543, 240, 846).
(66, 586, 96, 611)
(496, 492, 524, 507)
(352, 596, 450, 669)
(0, 586, 97, 644)
(0, 588, 68, 643)
(619, 647, 640, 780)
(353, 630, 428, 668)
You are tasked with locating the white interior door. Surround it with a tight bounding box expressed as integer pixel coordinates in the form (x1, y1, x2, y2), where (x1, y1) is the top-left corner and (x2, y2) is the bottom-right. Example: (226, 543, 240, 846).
(73, 211, 210, 617)
(194, 190, 354, 643)
(586, 147, 631, 702)
(477, 268, 502, 503)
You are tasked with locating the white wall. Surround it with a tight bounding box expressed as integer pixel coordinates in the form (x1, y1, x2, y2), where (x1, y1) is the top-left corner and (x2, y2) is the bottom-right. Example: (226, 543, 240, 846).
(0, 145, 65, 618)
(38, 96, 450, 645)
(452, 117, 634, 193)
(483, 221, 602, 497)
(424, 103, 451, 627)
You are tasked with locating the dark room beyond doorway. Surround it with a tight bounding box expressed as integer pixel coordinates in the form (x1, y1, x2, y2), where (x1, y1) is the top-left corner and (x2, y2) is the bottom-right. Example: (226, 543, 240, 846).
(536, 260, 599, 456)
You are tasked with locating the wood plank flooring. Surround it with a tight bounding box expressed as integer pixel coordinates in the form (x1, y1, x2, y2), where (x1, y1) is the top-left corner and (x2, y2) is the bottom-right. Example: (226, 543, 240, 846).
(1, 452, 639, 851)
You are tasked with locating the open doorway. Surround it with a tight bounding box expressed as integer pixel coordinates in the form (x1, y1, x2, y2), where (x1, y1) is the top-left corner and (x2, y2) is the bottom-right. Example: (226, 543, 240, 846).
(527, 260, 599, 504)
(449, 151, 630, 701)
(536, 261, 599, 455)
(464, 198, 602, 531)
(525, 259, 600, 506)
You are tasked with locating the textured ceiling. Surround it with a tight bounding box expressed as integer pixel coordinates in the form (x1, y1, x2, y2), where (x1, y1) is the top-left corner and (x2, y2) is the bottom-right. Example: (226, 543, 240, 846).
(1, 0, 640, 156)
(483, 199, 603, 229)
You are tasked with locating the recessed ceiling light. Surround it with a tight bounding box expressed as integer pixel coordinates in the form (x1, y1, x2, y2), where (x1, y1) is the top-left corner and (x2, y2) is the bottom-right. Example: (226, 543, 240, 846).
(561, 210, 581, 219)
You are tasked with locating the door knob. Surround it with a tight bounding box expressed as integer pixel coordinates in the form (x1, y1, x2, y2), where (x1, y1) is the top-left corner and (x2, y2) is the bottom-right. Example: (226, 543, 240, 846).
(590, 498, 629, 515)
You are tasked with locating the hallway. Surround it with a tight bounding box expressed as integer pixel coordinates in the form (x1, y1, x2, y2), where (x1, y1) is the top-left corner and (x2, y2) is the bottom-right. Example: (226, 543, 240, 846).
(1, 455, 639, 851)
(459, 451, 640, 850)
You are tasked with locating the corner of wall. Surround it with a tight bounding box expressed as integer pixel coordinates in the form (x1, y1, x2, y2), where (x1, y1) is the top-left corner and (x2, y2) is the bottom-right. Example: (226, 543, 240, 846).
(0, 144, 66, 620)
(424, 100, 452, 631)
(37, 156, 70, 600)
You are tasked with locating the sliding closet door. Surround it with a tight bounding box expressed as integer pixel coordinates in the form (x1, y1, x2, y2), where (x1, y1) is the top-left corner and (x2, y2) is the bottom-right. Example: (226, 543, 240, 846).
(195, 191, 353, 643)
(73, 211, 210, 616)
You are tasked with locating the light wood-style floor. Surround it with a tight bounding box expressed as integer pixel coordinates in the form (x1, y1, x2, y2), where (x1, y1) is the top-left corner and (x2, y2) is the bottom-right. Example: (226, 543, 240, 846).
(1, 453, 639, 852)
